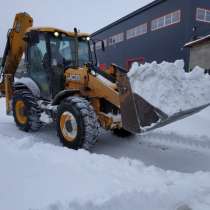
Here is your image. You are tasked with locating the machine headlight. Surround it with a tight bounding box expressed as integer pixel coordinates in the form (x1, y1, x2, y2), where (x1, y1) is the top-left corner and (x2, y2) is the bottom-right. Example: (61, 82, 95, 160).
(54, 31, 59, 37)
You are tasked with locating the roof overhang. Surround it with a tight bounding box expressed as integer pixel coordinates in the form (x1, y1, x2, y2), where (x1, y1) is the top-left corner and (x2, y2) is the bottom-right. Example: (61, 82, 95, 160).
(185, 35, 210, 48)
(91, 0, 166, 36)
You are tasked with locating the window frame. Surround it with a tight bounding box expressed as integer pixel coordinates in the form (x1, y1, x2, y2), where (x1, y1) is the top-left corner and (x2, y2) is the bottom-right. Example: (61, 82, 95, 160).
(78, 38, 92, 66)
(103, 39, 107, 47)
(95, 41, 102, 50)
(109, 32, 124, 46)
(196, 8, 210, 23)
(126, 23, 148, 40)
(151, 10, 181, 31)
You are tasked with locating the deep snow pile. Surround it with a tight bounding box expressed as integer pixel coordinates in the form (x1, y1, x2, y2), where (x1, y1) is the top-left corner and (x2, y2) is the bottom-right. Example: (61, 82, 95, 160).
(1, 131, 210, 210)
(0, 98, 210, 210)
(128, 60, 210, 114)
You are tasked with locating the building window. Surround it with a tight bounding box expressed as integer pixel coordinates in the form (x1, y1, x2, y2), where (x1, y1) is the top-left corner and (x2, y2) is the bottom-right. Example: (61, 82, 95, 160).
(196, 8, 210, 23)
(90, 39, 107, 51)
(109, 32, 124, 46)
(95, 41, 102, 50)
(103, 39, 107, 47)
(151, 10, 181, 31)
(126, 23, 147, 40)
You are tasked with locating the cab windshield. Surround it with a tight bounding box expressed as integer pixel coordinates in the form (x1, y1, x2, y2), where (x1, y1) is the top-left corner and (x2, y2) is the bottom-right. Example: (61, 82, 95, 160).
(49, 33, 91, 68)
(78, 37, 91, 66)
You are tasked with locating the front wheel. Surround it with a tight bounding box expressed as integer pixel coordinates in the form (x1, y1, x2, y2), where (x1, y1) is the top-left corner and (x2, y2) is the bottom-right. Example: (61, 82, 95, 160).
(56, 97, 100, 150)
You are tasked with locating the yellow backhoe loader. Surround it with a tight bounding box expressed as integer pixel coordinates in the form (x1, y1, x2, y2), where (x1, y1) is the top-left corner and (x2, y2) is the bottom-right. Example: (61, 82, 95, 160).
(0, 13, 209, 149)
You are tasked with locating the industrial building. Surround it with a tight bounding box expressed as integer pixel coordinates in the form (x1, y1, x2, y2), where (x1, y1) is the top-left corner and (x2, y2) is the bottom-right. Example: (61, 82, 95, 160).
(91, 0, 210, 70)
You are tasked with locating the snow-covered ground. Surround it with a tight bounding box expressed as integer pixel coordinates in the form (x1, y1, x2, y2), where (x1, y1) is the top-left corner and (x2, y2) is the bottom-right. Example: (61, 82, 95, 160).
(1, 61, 210, 210)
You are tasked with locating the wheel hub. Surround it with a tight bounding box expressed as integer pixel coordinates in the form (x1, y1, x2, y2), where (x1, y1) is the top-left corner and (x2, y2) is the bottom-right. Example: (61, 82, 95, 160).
(60, 111, 78, 142)
(65, 120, 73, 133)
(15, 100, 27, 124)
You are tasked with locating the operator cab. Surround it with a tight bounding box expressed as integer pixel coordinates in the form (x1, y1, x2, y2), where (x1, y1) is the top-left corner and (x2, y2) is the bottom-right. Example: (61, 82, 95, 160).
(24, 28, 91, 99)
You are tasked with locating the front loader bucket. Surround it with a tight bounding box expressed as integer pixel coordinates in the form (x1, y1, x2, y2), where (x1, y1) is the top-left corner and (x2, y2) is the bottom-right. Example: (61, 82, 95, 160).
(143, 103, 210, 132)
(113, 64, 210, 134)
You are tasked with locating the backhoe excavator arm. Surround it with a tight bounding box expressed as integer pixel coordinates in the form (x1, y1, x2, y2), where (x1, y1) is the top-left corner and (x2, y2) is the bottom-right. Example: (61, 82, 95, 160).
(0, 13, 33, 93)
(0, 13, 33, 114)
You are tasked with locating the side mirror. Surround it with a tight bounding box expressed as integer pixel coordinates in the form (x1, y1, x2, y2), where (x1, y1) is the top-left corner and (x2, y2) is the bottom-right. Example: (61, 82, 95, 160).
(101, 40, 105, 52)
(74, 27, 78, 35)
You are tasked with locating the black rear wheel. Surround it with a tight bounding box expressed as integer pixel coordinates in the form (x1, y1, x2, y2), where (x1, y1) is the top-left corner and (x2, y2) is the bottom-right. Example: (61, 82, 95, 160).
(12, 89, 42, 132)
(57, 97, 99, 150)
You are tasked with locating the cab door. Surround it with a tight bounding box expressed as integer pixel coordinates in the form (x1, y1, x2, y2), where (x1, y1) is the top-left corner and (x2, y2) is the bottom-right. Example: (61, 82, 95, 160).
(48, 34, 68, 98)
(27, 32, 51, 99)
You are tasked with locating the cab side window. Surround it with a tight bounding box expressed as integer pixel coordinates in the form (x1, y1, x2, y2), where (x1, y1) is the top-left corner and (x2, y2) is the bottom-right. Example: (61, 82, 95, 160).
(28, 33, 50, 97)
(29, 34, 47, 74)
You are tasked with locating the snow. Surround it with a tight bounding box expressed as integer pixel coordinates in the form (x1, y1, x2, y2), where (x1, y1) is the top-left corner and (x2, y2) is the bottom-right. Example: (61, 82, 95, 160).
(1, 124, 210, 210)
(40, 112, 53, 124)
(15, 77, 41, 97)
(128, 60, 210, 114)
(1, 60, 210, 210)
(0, 103, 210, 210)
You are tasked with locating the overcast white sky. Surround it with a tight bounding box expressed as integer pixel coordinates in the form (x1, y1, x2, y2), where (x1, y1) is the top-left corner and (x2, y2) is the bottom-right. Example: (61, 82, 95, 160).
(0, 0, 153, 54)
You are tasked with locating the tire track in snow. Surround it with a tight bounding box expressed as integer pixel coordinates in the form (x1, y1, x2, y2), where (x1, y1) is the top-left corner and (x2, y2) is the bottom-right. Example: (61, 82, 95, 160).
(1, 113, 210, 154)
(140, 131, 210, 153)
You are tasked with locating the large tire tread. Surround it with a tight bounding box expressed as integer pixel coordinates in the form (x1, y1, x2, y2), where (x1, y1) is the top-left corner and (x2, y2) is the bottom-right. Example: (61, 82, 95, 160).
(12, 89, 42, 132)
(57, 96, 99, 150)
